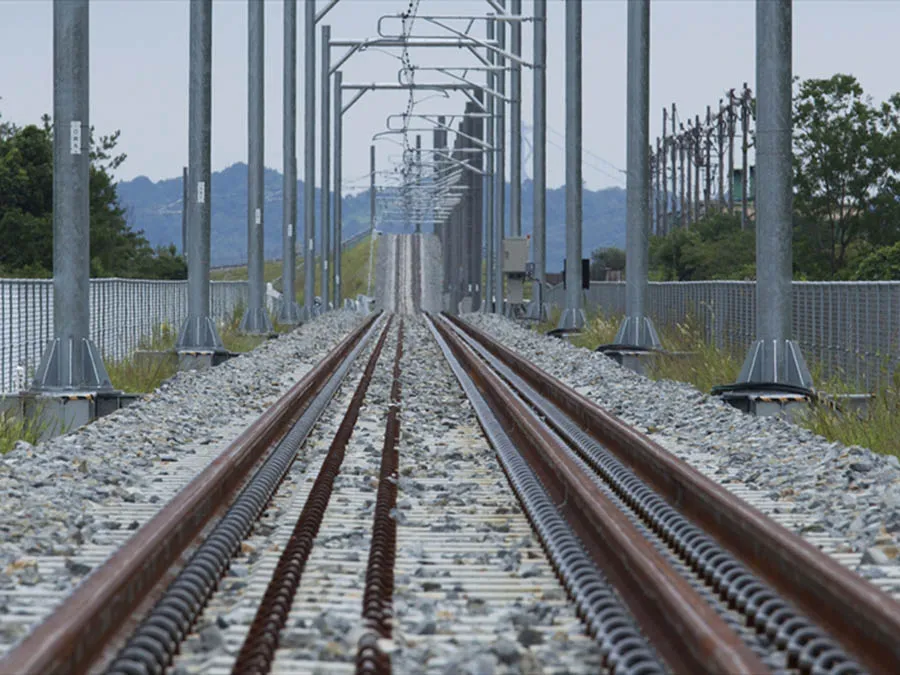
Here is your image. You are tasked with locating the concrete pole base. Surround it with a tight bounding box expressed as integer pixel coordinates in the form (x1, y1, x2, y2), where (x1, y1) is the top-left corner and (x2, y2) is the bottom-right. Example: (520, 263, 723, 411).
(524, 300, 549, 322)
(6, 390, 140, 441)
(238, 307, 274, 335)
(614, 315, 662, 350)
(176, 315, 226, 352)
(276, 299, 303, 326)
(177, 350, 235, 371)
(31, 337, 116, 393)
(299, 304, 323, 322)
(557, 307, 586, 331)
(736, 338, 813, 389)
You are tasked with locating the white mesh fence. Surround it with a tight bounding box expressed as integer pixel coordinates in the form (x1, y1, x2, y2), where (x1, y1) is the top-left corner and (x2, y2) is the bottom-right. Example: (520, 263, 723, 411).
(0, 279, 248, 393)
(545, 280, 900, 391)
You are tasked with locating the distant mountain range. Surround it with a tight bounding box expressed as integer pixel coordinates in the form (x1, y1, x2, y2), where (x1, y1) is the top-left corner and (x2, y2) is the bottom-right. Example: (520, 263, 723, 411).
(116, 162, 626, 270)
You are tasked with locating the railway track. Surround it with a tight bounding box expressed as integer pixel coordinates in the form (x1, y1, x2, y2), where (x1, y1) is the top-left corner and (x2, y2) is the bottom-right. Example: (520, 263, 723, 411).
(3, 255, 900, 673)
(430, 312, 900, 675)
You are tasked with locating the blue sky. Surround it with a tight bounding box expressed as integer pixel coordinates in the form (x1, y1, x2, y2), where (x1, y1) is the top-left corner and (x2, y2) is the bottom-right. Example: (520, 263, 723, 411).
(1, 0, 897, 193)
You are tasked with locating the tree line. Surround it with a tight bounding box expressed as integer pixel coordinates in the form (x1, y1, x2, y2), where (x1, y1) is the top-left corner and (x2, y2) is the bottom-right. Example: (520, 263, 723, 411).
(0, 110, 185, 279)
(592, 74, 900, 283)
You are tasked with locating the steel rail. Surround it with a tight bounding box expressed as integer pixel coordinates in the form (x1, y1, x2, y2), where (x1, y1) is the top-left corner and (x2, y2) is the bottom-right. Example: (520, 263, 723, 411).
(231, 316, 394, 674)
(425, 315, 665, 674)
(443, 316, 860, 672)
(446, 313, 900, 675)
(431, 314, 767, 675)
(0, 313, 381, 675)
(106, 312, 385, 673)
(356, 319, 404, 674)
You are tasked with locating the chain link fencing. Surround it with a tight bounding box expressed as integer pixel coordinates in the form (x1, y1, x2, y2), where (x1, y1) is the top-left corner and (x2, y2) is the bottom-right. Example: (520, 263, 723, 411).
(546, 280, 900, 392)
(1, 279, 248, 393)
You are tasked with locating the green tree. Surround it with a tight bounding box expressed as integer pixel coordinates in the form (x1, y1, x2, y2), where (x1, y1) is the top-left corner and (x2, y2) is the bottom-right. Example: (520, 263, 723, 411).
(650, 212, 755, 281)
(792, 74, 900, 278)
(0, 121, 54, 274)
(852, 241, 900, 280)
(590, 246, 626, 280)
(0, 111, 185, 279)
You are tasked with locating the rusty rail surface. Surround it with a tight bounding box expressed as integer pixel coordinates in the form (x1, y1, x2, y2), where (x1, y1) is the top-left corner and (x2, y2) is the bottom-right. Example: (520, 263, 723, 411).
(0, 313, 380, 675)
(446, 312, 900, 674)
(231, 317, 394, 674)
(356, 319, 404, 674)
(433, 315, 767, 674)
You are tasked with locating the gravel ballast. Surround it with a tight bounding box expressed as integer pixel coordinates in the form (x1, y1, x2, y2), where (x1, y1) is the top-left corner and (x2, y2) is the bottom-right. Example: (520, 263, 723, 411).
(390, 318, 603, 673)
(0, 310, 364, 651)
(463, 313, 900, 576)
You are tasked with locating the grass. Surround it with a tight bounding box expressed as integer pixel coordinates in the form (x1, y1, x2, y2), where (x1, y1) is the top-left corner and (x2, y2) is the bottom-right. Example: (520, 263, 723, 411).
(341, 235, 380, 302)
(210, 260, 286, 283)
(535, 306, 562, 334)
(533, 309, 900, 457)
(798, 366, 900, 458)
(209, 235, 379, 308)
(570, 312, 620, 350)
(646, 317, 744, 396)
(0, 407, 46, 454)
(107, 356, 178, 393)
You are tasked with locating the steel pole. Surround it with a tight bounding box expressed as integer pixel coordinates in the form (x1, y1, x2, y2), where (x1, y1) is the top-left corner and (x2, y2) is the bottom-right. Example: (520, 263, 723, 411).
(527, 0, 547, 320)
(671, 104, 678, 227)
(705, 105, 712, 215)
(735, 0, 812, 389)
(615, 0, 658, 348)
(181, 166, 188, 257)
(493, 8, 506, 314)
(240, 0, 273, 333)
(367, 144, 376, 298)
(450, 125, 463, 313)
(302, 0, 316, 318)
(415, 134, 423, 234)
(460, 115, 471, 309)
(662, 107, 668, 234)
(437, 117, 451, 303)
(718, 99, 726, 209)
(471, 95, 484, 312)
(320, 24, 332, 309)
(694, 114, 701, 220)
(558, 0, 585, 330)
(484, 19, 496, 312)
(655, 140, 662, 234)
(682, 120, 694, 226)
(433, 120, 444, 242)
(278, 0, 301, 324)
(33, 0, 114, 391)
(510, 0, 522, 238)
(728, 92, 735, 214)
(176, 0, 225, 351)
(333, 71, 343, 305)
(741, 84, 750, 230)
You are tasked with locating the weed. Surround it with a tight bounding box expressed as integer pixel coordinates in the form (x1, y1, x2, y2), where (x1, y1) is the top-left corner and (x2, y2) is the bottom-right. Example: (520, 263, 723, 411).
(0, 406, 46, 454)
(532, 308, 899, 457)
(107, 355, 178, 394)
(210, 236, 378, 309)
(570, 312, 620, 350)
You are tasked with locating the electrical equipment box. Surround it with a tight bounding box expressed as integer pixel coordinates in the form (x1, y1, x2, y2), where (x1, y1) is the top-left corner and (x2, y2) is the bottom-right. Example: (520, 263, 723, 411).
(503, 237, 529, 274)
